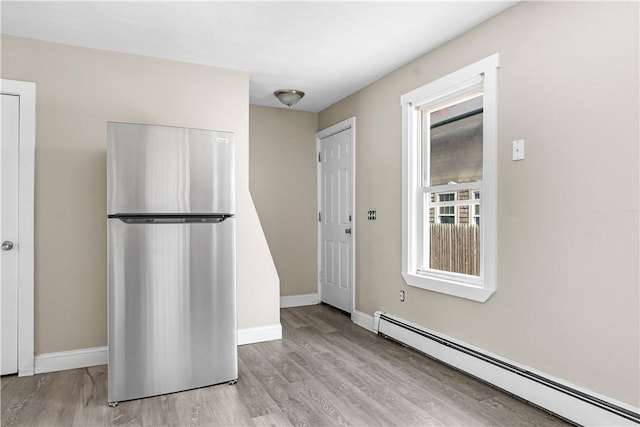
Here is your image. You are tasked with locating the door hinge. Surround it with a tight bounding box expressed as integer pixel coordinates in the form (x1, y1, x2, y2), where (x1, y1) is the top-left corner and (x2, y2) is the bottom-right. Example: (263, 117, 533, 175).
(318, 212, 321, 222)
(318, 152, 321, 162)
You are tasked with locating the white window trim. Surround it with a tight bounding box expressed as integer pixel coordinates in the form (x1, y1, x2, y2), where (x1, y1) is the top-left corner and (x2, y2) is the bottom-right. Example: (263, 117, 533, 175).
(401, 53, 499, 302)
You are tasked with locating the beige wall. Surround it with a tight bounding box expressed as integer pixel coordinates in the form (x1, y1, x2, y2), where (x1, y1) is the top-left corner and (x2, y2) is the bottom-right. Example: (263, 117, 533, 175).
(249, 105, 318, 297)
(0, 35, 280, 353)
(318, 2, 639, 406)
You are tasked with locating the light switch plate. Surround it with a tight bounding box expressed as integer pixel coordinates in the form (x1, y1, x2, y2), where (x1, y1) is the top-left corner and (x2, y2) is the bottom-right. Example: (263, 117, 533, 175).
(512, 139, 525, 161)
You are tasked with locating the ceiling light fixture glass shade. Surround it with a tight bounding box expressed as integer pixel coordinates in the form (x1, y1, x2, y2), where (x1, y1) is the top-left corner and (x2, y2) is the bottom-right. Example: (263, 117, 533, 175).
(274, 89, 305, 107)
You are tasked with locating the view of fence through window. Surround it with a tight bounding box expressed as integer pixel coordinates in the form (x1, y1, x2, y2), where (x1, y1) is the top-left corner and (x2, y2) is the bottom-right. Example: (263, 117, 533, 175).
(424, 93, 483, 277)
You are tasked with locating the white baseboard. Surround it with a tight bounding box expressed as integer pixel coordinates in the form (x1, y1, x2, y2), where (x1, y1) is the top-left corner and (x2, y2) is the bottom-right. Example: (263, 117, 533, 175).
(238, 323, 282, 345)
(351, 309, 375, 332)
(374, 312, 640, 427)
(280, 293, 319, 308)
(34, 346, 108, 374)
(32, 324, 283, 374)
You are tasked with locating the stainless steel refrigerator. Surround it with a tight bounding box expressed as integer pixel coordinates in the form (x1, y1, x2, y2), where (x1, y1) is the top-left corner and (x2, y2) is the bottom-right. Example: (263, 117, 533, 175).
(107, 122, 237, 406)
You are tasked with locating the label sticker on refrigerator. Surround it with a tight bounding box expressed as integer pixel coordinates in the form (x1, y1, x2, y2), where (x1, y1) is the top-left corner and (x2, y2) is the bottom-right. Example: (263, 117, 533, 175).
(216, 138, 229, 143)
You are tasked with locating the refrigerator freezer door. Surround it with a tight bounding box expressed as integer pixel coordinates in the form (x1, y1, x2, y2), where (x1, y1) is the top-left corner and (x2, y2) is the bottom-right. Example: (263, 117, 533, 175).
(108, 218, 237, 403)
(107, 123, 235, 215)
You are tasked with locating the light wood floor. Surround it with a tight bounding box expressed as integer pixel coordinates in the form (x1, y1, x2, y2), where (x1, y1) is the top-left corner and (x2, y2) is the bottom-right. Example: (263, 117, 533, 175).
(2, 304, 571, 426)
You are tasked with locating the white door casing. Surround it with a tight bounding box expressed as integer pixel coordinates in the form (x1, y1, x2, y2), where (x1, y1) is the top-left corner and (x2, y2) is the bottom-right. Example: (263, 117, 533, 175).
(0, 79, 36, 376)
(317, 118, 355, 314)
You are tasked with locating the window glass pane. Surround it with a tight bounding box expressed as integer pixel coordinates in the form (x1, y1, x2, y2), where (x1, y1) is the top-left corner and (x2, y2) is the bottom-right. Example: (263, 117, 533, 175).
(440, 206, 454, 215)
(427, 188, 480, 276)
(428, 95, 483, 186)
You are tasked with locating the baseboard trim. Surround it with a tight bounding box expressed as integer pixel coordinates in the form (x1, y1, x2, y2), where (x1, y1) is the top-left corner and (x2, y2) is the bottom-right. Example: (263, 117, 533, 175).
(238, 323, 282, 345)
(280, 293, 319, 308)
(374, 311, 640, 426)
(34, 346, 108, 374)
(32, 324, 283, 374)
(351, 309, 375, 332)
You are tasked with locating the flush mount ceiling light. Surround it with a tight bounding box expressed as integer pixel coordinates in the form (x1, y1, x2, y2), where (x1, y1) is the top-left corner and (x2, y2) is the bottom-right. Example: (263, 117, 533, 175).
(274, 89, 305, 107)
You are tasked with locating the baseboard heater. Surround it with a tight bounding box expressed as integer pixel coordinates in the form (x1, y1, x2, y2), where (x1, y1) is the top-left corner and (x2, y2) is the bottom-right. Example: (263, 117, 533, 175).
(374, 312, 640, 427)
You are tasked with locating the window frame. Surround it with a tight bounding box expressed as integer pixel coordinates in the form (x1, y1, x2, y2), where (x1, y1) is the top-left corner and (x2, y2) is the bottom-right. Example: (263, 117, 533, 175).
(401, 53, 499, 302)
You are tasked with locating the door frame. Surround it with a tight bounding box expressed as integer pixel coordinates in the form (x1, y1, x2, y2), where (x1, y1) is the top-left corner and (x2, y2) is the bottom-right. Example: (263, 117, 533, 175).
(316, 117, 356, 314)
(1, 79, 36, 376)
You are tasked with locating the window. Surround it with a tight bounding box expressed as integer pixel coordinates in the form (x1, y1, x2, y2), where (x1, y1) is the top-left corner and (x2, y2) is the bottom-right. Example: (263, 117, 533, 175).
(401, 54, 498, 302)
(473, 191, 480, 226)
(437, 192, 456, 224)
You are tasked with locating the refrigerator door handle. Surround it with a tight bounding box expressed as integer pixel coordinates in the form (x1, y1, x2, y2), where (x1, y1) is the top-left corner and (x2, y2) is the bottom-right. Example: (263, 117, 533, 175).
(116, 215, 233, 224)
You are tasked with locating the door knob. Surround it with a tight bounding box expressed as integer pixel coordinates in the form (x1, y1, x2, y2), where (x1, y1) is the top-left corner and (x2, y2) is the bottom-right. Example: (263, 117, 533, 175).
(345, 228, 352, 234)
(1, 241, 14, 251)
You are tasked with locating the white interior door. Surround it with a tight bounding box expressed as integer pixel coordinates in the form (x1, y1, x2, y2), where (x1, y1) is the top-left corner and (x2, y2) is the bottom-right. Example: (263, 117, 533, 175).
(1, 79, 35, 377)
(319, 127, 353, 313)
(1, 93, 20, 375)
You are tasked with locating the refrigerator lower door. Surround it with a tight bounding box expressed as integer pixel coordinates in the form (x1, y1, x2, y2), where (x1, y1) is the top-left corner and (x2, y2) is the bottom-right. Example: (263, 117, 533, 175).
(108, 218, 237, 404)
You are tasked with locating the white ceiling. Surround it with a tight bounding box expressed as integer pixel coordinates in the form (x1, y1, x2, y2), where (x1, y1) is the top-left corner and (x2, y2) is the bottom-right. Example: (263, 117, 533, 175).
(1, 1, 516, 112)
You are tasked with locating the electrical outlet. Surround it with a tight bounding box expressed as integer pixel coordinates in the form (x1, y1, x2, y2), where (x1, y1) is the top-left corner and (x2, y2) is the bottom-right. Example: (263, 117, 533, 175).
(400, 290, 405, 302)
(368, 210, 377, 220)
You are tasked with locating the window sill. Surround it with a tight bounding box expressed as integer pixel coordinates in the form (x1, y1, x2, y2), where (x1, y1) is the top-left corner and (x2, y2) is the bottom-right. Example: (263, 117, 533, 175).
(401, 272, 495, 302)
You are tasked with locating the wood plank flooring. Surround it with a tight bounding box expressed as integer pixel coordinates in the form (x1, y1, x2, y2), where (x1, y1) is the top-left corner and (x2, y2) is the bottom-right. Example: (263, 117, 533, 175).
(2, 304, 571, 426)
